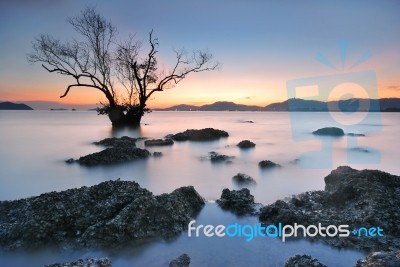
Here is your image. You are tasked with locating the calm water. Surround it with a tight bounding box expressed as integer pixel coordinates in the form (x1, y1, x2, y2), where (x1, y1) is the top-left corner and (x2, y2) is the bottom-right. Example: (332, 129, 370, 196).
(1, 110, 399, 266)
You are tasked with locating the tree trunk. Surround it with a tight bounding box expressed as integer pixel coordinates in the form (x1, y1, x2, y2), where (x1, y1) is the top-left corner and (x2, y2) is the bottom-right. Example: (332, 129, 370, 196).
(107, 106, 143, 127)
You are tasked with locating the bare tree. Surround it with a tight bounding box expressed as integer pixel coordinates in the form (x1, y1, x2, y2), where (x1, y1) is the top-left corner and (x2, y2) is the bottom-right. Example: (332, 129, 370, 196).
(28, 8, 219, 126)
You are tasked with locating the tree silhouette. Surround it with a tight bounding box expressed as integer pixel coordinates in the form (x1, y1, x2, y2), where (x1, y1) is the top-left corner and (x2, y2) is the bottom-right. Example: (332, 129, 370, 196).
(28, 7, 219, 126)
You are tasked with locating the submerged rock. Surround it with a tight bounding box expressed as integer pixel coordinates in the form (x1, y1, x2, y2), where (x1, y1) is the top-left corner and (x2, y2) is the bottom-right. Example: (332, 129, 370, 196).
(216, 188, 256, 215)
(232, 173, 256, 185)
(144, 139, 174, 146)
(78, 146, 150, 165)
(93, 136, 137, 147)
(171, 128, 229, 141)
(348, 133, 366, 137)
(259, 166, 400, 251)
(169, 253, 191, 267)
(0, 180, 205, 250)
(153, 151, 163, 157)
(312, 127, 345, 136)
(237, 140, 256, 149)
(258, 160, 280, 169)
(284, 254, 327, 267)
(207, 151, 234, 163)
(45, 258, 112, 267)
(356, 250, 400, 267)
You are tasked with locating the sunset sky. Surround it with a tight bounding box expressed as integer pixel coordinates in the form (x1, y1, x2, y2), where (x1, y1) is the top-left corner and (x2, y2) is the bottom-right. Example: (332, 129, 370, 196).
(0, 0, 399, 109)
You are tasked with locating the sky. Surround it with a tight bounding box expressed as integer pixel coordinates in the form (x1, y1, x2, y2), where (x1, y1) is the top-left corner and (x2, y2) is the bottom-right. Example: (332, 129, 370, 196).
(0, 0, 399, 109)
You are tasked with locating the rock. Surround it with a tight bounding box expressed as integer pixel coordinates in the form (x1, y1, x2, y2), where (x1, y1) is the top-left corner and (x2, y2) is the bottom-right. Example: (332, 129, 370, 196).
(153, 152, 163, 157)
(351, 147, 370, 153)
(258, 160, 280, 168)
(65, 158, 74, 164)
(45, 258, 112, 267)
(259, 166, 400, 251)
(216, 188, 256, 215)
(237, 140, 256, 149)
(208, 151, 234, 163)
(356, 250, 400, 267)
(78, 147, 150, 165)
(348, 133, 366, 137)
(0, 180, 205, 250)
(284, 254, 327, 267)
(232, 173, 256, 185)
(169, 253, 191, 267)
(144, 139, 174, 146)
(93, 136, 137, 147)
(312, 127, 345, 136)
(171, 128, 229, 141)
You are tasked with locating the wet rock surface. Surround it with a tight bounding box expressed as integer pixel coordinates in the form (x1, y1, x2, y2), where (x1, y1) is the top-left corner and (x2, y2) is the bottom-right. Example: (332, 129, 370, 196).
(207, 151, 234, 163)
(312, 127, 345, 136)
(259, 166, 400, 251)
(0, 180, 205, 251)
(144, 139, 174, 146)
(237, 140, 256, 148)
(284, 254, 327, 267)
(348, 133, 366, 137)
(216, 188, 256, 215)
(93, 136, 137, 147)
(258, 160, 280, 169)
(356, 250, 400, 267)
(45, 258, 112, 267)
(78, 146, 150, 165)
(171, 128, 229, 141)
(232, 173, 256, 185)
(169, 253, 191, 267)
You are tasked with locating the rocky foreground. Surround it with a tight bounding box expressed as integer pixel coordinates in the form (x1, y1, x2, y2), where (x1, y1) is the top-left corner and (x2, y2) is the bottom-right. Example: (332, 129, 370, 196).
(259, 166, 400, 252)
(0, 180, 204, 251)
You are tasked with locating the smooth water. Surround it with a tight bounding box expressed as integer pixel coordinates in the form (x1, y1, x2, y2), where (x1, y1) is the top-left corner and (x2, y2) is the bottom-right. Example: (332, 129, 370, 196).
(1, 110, 399, 266)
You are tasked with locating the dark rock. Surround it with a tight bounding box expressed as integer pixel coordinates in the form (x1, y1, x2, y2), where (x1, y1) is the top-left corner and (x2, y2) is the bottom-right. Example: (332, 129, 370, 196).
(216, 188, 256, 215)
(144, 139, 174, 146)
(312, 127, 345, 136)
(169, 253, 191, 267)
(208, 151, 234, 163)
(351, 147, 370, 153)
(259, 166, 400, 251)
(78, 147, 150, 165)
(153, 152, 163, 157)
(348, 133, 366, 137)
(93, 136, 137, 147)
(237, 140, 256, 149)
(232, 173, 256, 185)
(171, 128, 229, 141)
(356, 250, 400, 267)
(0, 180, 205, 250)
(258, 160, 280, 169)
(243, 120, 254, 123)
(284, 254, 327, 267)
(65, 158, 74, 164)
(45, 258, 112, 267)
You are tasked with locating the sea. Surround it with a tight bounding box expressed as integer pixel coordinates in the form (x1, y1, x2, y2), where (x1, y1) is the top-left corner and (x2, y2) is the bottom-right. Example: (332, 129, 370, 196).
(0, 110, 399, 266)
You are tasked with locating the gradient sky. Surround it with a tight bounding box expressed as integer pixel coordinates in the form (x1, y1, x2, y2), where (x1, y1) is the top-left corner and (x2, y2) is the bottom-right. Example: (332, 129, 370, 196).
(1, 0, 399, 109)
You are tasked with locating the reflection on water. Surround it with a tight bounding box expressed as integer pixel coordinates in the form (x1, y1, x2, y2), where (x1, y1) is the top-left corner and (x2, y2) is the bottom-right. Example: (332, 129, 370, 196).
(0, 111, 398, 266)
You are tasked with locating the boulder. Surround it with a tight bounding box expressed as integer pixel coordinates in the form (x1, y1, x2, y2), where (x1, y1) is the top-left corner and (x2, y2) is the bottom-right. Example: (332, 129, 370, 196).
(284, 254, 327, 267)
(312, 127, 345, 136)
(169, 253, 191, 267)
(153, 152, 163, 157)
(93, 136, 137, 147)
(258, 160, 280, 169)
(171, 128, 229, 141)
(259, 166, 400, 251)
(232, 173, 256, 185)
(208, 151, 234, 163)
(78, 146, 150, 165)
(237, 140, 256, 149)
(144, 139, 174, 146)
(356, 250, 400, 267)
(216, 188, 256, 215)
(0, 180, 205, 250)
(45, 258, 112, 267)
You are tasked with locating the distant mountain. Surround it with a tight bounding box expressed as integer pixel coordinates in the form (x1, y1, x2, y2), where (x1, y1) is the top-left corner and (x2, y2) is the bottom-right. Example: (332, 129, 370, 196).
(0, 101, 33, 110)
(157, 98, 400, 112)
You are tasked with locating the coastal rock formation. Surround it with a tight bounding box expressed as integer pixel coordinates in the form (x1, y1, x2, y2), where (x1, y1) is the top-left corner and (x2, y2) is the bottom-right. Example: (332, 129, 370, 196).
(356, 250, 400, 267)
(78, 146, 150, 165)
(237, 140, 256, 149)
(171, 128, 229, 141)
(144, 139, 174, 146)
(45, 258, 112, 267)
(216, 188, 256, 215)
(169, 254, 191, 267)
(0, 180, 205, 250)
(259, 166, 400, 251)
(258, 160, 280, 169)
(232, 173, 256, 185)
(312, 127, 345, 136)
(93, 136, 137, 147)
(207, 151, 234, 163)
(284, 254, 327, 267)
